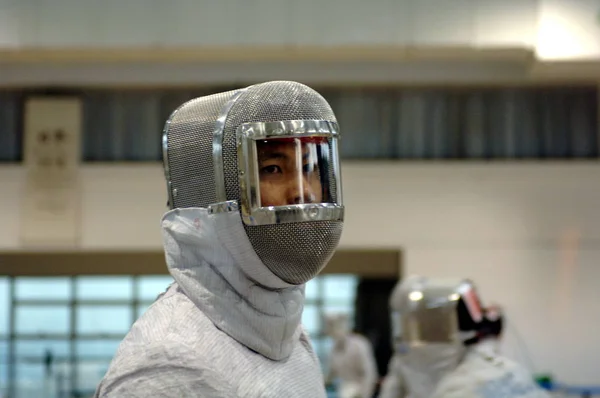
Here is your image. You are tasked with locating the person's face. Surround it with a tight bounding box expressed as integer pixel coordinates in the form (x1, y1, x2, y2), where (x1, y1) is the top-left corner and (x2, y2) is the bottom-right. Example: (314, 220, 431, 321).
(256, 138, 323, 207)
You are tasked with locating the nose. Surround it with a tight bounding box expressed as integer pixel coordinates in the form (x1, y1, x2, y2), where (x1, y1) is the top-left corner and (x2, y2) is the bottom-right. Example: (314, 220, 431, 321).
(292, 189, 315, 205)
(292, 192, 315, 205)
(289, 179, 316, 205)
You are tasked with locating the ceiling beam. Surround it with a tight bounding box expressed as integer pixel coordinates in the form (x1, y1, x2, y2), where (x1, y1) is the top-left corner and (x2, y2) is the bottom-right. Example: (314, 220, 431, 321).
(0, 249, 401, 278)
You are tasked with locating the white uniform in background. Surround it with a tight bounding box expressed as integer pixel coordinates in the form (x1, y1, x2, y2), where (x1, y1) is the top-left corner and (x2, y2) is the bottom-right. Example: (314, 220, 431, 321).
(432, 303, 549, 398)
(325, 314, 378, 398)
(94, 81, 345, 397)
(381, 275, 550, 398)
(431, 340, 551, 398)
(378, 355, 407, 398)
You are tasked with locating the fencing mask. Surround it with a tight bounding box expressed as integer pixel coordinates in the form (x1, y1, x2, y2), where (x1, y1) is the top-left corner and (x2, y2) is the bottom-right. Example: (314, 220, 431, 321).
(162, 81, 344, 285)
(389, 275, 485, 397)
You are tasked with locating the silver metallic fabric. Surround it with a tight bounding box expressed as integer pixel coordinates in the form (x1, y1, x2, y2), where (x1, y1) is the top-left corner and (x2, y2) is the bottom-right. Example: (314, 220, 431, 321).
(94, 207, 327, 397)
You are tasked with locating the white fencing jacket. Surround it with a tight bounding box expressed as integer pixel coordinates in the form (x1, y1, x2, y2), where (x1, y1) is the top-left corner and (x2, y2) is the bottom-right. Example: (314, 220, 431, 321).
(379, 340, 549, 398)
(94, 207, 326, 398)
(432, 340, 551, 398)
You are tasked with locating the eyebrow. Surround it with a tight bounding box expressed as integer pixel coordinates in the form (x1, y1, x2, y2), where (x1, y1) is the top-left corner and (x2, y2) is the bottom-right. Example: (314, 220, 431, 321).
(258, 151, 311, 163)
(259, 151, 288, 162)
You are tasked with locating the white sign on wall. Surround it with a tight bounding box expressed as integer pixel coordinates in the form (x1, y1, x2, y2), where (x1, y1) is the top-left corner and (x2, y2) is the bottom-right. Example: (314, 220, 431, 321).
(20, 97, 83, 247)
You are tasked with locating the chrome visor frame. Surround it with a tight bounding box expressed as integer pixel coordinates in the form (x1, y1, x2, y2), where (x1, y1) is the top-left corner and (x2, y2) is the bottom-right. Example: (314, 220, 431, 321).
(235, 120, 344, 226)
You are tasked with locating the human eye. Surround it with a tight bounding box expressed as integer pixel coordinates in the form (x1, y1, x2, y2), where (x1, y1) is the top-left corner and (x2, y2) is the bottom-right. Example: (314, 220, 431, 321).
(260, 165, 282, 175)
(303, 163, 317, 174)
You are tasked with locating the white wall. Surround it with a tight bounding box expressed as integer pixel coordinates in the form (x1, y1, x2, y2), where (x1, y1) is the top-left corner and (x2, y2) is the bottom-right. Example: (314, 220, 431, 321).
(0, 0, 537, 48)
(1, 162, 599, 383)
(0, 0, 538, 86)
(5, 0, 600, 85)
(3, 162, 599, 250)
(4, 0, 600, 73)
(0, 165, 168, 251)
(0, 59, 533, 86)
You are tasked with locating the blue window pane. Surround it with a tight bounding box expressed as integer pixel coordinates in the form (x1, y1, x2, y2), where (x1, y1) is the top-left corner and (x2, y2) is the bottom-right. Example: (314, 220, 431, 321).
(137, 276, 173, 301)
(76, 360, 111, 392)
(15, 363, 45, 382)
(76, 340, 121, 359)
(53, 363, 73, 394)
(0, 278, 8, 335)
(136, 302, 153, 318)
(309, 337, 324, 357)
(316, 337, 335, 371)
(13, 361, 71, 398)
(323, 275, 357, 301)
(15, 340, 70, 360)
(76, 305, 132, 335)
(15, 305, 70, 334)
(305, 278, 320, 301)
(14, 363, 45, 398)
(0, 340, 7, 394)
(15, 277, 71, 300)
(310, 337, 322, 354)
(302, 305, 321, 336)
(76, 276, 133, 300)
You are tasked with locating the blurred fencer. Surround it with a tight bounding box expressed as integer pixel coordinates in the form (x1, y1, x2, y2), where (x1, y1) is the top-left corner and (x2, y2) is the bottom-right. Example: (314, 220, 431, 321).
(379, 275, 550, 398)
(323, 313, 378, 398)
(94, 81, 344, 397)
(378, 355, 407, 398)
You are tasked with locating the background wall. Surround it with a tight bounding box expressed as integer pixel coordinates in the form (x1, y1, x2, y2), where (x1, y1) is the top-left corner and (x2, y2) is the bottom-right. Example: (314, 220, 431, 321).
(3, 162, 600, 250)
(1, 162, 599, 383)
(0, 0, 537, 48)
(3, 0, 600, 85)
(0, 59, 536, 86)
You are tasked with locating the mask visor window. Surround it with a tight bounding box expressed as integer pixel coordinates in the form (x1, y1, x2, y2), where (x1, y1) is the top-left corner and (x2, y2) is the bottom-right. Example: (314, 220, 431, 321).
(236, 120, 343, 226)
(399, 306, 458, 345)
(254, 136, 339, 208)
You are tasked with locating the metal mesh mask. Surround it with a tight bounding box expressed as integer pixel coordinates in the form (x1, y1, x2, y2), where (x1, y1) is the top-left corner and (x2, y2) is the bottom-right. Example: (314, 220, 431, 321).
(162, 81, 344, 284)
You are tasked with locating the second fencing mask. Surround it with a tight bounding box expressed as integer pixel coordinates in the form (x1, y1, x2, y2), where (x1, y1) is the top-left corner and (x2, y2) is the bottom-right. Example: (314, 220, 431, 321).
(390, 275, 485, 351)
(162, 81, 344, 284)
(388, 276, 486, 398)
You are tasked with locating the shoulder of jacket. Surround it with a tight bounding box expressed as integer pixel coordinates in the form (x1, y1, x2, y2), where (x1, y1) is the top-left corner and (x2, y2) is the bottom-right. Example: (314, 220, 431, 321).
(97, 340, 236, 397)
